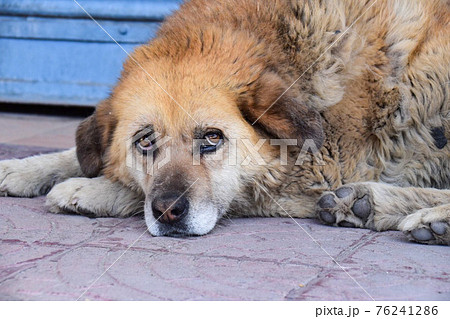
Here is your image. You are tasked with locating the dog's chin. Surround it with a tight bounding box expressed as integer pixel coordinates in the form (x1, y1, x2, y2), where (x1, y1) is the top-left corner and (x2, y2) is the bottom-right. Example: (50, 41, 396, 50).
(144, 205, 221, 237)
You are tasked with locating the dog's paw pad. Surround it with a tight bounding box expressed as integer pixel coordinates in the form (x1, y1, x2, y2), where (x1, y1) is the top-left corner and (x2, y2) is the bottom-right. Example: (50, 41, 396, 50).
(317, 194, 337, 209)
(319, 210, 336, 224)
(338, 221, 355, 228)
(408, 223, 448, 244)
(411, 228, 435, 241)
(430, 221, 447, 235)
(335, 187, 352, 198)
(317, 184, 373, 229)
(351, 195, 371, 221)
(400, 211, 450, 245)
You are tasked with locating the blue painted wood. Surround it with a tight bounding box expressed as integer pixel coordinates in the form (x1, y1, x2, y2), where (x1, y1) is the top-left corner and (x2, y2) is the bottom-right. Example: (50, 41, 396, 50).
(0, 38, 137, 106)
(0, 16, 161, 43)
(0, 0, 182, 107)
(0, 0, 182, 21)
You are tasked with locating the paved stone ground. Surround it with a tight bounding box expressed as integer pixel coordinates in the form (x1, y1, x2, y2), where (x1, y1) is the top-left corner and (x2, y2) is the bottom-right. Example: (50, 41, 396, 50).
(0, 112, 449, 301)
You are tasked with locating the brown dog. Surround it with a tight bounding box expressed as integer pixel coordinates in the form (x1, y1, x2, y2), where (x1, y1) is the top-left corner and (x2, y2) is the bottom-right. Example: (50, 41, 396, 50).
(1, 0, 449, 244)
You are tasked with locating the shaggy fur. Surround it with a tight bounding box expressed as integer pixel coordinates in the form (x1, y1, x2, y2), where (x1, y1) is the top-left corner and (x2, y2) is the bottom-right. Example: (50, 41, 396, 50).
(0, 0, 449, 243)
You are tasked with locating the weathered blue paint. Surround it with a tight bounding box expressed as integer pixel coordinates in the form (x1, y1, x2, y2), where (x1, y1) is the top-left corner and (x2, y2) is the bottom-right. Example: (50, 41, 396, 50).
(0, 38, 136, 106)
(0, 0, 182, 107)
(0, 16, 161, 43)
(0, 0, 182, 21)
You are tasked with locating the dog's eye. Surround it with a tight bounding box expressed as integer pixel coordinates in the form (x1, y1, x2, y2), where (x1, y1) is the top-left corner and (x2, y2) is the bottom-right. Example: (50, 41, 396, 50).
(201, 130, 224, 153)
(135, 135, 153, 154)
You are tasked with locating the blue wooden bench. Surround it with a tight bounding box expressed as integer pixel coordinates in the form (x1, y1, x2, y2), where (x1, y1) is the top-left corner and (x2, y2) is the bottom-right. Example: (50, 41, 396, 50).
(0, 0, 182, 107)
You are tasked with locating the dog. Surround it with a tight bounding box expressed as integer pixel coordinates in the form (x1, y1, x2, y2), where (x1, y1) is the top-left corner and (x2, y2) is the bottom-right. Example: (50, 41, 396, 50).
(0, 0, 449, 244)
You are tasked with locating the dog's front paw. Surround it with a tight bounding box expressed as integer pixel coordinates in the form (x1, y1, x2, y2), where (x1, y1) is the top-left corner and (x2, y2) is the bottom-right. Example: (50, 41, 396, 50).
(316, 184, 374, 228)
(45, 177, 142, 218)
(0, 159, 55, 197)
(399, 208, 450, 246)
(46, 178, 109, 217)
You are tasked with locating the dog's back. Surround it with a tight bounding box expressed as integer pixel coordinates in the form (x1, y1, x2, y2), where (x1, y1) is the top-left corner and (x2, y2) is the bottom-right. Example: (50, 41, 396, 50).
(313, 0, 450, 189)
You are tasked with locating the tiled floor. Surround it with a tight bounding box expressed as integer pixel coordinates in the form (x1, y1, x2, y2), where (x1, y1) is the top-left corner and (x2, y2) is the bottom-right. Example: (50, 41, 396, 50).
(0, 111, 449, 301)
(0, 112, 81, 149)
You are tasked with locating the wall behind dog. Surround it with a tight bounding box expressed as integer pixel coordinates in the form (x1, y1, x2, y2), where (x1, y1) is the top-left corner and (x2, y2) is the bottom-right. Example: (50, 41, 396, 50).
(0, 0, 182, 107)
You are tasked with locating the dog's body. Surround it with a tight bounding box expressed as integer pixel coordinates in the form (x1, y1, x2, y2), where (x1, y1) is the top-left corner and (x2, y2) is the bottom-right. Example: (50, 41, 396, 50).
(1, 0, 449, 244)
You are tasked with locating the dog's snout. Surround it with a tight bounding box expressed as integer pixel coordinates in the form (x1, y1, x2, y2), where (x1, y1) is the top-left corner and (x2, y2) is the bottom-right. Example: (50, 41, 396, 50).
(152, 193, 189, 224)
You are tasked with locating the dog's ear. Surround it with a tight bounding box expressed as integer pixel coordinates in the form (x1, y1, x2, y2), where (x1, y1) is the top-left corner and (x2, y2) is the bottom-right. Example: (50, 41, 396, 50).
(76, 100, 116, 178)
(238, 72, 324, 149)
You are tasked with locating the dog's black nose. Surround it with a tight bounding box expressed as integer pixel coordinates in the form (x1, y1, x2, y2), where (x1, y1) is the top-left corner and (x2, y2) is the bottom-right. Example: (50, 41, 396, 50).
(152, 193, 189, 224)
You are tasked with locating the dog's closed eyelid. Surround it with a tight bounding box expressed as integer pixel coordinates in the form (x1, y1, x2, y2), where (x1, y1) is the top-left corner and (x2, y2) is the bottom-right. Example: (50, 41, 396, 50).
(193, 126, 226, 138)
(132, 125, 155, 143)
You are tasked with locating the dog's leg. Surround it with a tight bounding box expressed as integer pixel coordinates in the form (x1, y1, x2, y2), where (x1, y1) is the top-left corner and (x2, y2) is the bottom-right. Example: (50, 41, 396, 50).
(0, 148, 83, 197)
(46, 176, 144, 217)
(399, 204, 450, 245)
(316, 182, 450, 236)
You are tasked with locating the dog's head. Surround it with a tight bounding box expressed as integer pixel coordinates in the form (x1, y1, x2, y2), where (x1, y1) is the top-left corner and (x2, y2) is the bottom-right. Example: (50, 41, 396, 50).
(76, 38, 323, 237)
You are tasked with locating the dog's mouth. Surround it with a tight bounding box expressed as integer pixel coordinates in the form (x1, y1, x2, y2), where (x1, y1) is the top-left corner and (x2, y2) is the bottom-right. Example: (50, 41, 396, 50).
(144, 200, 223, 237)
(151, 222, 191, 237)
(156, 225, 203, 238)
(146, 219, 213, 237)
